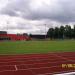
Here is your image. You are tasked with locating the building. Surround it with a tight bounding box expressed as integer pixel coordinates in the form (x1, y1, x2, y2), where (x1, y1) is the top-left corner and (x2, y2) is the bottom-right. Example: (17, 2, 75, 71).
(0, 31, 31, 41)
(30, 34, 48, 39)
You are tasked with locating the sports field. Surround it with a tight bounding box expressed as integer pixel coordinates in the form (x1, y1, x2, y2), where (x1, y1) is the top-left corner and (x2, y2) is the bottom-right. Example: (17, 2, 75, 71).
(0, 40, 75, 75)
(0, 40, 75, 54)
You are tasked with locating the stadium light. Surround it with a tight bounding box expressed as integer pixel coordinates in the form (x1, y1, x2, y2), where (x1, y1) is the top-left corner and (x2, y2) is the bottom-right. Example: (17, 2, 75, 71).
(45, 24, 46, 39)
(7, 21, 9, 31)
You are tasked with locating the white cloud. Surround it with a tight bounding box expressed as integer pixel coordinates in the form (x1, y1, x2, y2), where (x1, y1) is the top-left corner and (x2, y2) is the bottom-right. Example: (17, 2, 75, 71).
(0, 0, 9, 11)
(0, 14, 49, 34)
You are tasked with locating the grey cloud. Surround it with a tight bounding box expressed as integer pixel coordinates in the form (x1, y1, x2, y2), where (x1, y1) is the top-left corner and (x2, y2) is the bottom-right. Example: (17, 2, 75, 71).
(1, 0, 75, 23)
(4, 24, 33, 30)
(17, 23, 33, 29)
(0, 0, 30, 16)
(29, 0, 75, 23)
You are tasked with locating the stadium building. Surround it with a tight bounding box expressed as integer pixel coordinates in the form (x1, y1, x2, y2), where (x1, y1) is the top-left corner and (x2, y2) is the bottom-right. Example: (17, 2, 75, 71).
(0, 31, 31, 41)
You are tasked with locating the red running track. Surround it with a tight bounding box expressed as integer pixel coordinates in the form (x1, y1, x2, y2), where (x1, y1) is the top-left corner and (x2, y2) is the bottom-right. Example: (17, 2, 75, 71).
(0, 52, 75, 75)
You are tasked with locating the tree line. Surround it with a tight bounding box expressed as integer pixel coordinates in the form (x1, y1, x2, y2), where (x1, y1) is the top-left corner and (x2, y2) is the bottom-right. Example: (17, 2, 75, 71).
(47, 25, 75, 39)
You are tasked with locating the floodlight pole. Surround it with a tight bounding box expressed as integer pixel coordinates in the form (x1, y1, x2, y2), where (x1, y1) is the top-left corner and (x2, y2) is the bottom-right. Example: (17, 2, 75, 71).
(7, 21, 9, 32)
(7, 23, 8, 31)
(45, 24, 46, 39)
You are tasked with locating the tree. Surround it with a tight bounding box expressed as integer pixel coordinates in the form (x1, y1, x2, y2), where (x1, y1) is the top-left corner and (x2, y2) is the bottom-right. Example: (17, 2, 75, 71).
(23, 33, 28, 36)
(64, 25, 72, 39)
(47, 28, 54, 40)
(54, 27, 59, 39)
(71, 29, 74, 38)
(47, 25, 75, 39)
(59, 26, 65, 39)
(73, 25, 75, 38)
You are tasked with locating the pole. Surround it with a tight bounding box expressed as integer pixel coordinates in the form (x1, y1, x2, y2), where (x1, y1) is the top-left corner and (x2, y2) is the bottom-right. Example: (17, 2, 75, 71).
(45, 24, 46, 39)
(7, 21, 9, 32)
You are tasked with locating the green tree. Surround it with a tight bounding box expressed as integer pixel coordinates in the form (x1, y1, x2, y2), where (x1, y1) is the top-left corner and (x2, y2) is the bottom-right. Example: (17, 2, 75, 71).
(74, 25, 75, 38)
(71, 29, 74, 38)
(47, 28, 54, 40)
(54, 27, 59, 39)
(64, 25, 72, 39)
(59, 26, 65, 39)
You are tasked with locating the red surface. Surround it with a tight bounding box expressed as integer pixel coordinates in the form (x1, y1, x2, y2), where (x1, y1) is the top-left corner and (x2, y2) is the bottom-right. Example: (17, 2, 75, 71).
(0, 34, 31, 40)
(0, 52, 75, 75)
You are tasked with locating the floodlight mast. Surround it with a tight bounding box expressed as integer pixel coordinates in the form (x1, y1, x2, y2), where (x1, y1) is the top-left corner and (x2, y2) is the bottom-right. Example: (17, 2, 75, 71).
(45, 24, 46, 39)
(7, 21, 9, 32)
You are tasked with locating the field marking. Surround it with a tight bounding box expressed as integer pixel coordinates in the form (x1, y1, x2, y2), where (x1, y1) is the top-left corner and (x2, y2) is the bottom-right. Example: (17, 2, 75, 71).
(0, 53, 48, 55)
(0, 52, 61, 55)
(0, 53, 73, 63)
(49, 53, 75, 62)
(0, 57, 69, 62)
(0, 57, 64, 62)
(0, 52, 75, 74)
(0, 54, 62, 60)
(14, 65, 18, 71)
(0, 57, 53, 61)
(0, 60, 71, 70)
(0, 64, 61, 70)
(0, 55, 56, 59)
(0, 52, 75, 62)
(54, 72, 75, 75)
(0, 63, 74, 73)
(25, 63, 37, 75)
(0, 51, 74, 55)
(0, 68, 74, 75)
(0, 59, 68, 64)
(0, 52, 74, 59)
(0, 59, 73, 67)
(37, 70, 75, 75)
(0, 66, 74, 74)
(0, 56, 75, 68)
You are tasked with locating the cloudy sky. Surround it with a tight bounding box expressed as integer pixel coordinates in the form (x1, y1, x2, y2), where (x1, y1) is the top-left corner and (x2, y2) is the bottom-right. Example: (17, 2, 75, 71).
(0, 0, 75, 34)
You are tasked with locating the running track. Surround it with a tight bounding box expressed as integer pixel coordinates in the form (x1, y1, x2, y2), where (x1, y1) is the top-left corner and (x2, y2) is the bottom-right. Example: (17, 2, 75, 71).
(0, 52, 75, 75)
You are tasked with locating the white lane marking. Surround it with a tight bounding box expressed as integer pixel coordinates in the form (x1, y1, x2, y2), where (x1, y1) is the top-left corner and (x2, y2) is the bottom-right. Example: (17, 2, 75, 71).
(14, 65, 18, 71)
(54, 72, 75, 75)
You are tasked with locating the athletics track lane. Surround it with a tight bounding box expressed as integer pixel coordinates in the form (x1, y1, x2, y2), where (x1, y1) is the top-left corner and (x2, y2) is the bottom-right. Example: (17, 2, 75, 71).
(0, 52, 75, 75)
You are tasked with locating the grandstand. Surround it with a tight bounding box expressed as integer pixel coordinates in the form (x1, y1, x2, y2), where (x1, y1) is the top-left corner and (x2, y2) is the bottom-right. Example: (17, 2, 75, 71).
(0, 31, 31, 41)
